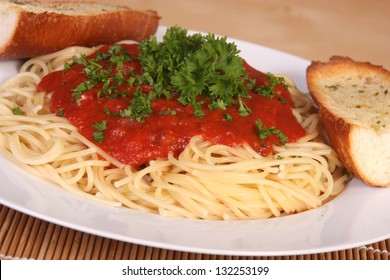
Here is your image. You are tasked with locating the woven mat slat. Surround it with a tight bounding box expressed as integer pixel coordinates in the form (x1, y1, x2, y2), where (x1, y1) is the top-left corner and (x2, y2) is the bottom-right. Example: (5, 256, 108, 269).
(8, 211, 29, 257)
(1, 205, 389, 260)
(0, 206, 14, 252)
(37, 222, 56, 259)
(59, 228, 75, 259)
(14, 215, 35, 258)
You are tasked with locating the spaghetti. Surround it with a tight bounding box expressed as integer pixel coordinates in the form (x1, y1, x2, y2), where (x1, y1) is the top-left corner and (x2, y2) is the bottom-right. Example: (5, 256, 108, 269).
(0, 43, 348, 220)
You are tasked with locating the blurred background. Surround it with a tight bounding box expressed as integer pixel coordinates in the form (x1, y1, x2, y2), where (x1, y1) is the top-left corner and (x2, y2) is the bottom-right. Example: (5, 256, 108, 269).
(50, 0, 390, 69)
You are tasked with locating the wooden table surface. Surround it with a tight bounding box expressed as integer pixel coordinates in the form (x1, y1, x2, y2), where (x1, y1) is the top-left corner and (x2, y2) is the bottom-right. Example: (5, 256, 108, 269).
(118, 0, 389, 69)
(1, 0, 389, 260)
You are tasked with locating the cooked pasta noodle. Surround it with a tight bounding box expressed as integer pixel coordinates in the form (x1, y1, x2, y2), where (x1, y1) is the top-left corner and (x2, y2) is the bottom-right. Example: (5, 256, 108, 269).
(0, 45, 348, 220)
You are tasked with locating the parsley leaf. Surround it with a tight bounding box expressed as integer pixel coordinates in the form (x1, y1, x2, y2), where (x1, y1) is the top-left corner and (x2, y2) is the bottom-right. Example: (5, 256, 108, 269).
(159, 109, 177, 115)
(119, 91, 152, 123)
(255, 119, 288, 145)
(11, 105, 23, 115)
(72, 80, 96, 104)
(71, 45, 134, 103)
(57, 108, 65, 116)
(255, 73, 288, 99)
(138, 27, 204, 100)
(91, 120, 107, 143)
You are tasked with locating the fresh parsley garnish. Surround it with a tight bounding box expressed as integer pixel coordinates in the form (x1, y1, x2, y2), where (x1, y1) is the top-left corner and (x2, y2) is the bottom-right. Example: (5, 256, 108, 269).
(255, 119, 288, 145)
(138, 27, 204, 100)
(57, 108, 65, 116)
(69, 45, 134, 103)
(159, 109, 177, 115)
(91, 120, 107, 143)
(11, 105, 23, 115)
(72, 80, 96, 104)
(138, 26, 252, 117)
(255, 73, 288, 99)
(118, 90, 152, 123)
(64, 25, 292, 145)
(224, 112, 233, 122)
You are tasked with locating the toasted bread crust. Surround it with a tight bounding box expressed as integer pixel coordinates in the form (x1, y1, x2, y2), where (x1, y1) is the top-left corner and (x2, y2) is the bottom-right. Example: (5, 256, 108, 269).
(307, 56, 390, 187)
(314, 102, 357, 179)
(0, 1, 160, 59)
(307, 57, 363, 180)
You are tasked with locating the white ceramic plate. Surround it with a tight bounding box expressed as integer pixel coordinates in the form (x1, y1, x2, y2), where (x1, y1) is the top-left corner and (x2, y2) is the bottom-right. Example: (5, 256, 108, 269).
(1, 27, 389, 256)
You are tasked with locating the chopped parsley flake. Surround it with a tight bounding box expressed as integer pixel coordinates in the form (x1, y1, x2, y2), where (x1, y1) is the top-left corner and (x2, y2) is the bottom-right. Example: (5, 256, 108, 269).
(159, 109, 177, 115)
(91, 120, 107, 143)
(11, 105, 23, 115)
(255, 73, 288, 99)
(57, 108, 65, 116)
(118, 91, 152, 123)
(255, 119, 288, 145)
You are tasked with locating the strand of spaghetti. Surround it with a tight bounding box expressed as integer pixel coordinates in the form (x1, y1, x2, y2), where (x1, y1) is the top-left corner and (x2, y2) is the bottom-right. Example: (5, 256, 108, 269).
(201, 184, 269, 214)
(0, 124, 52, 140)
(155, 172, 218, 200)
(20, 46, 95, 75)
(195, 179, 271, 219)
(21, 58, 51, 77)
(91, 163, 123, 202)
(0, 114, 53, 125)
(241, 143, 263, 159)
(7, 133, 64, 165)
(0, 147, 116, 206)
(36, 163, 121, 207)
(83, 160, 97, 193)
(276, 170, 333, 199)
(0, 72, 41, 89)
(55, 147, 98, 161)
(102, 182, 155, 212)
(130, 161, 200, 218)
(56, 159, 110, 173)
(152, 181, 212, 219)
(258, 184, 283, 216)
(153, 173, 231, 214)
(0, 88, 36, 101)
(60, 164, 88, 186)
(173, 151, 282, 173)
(268, 187, 311, 214)
(10, 130, 48, 152)
(181, 150, 328, 180)
(70, 131, 125, 169)
(300, 113, 320, 133)
(205, 170, 323, 210)
(278, 143, 343, 170)
(257, 179, 322, 210)
(99, 168, 156, 211)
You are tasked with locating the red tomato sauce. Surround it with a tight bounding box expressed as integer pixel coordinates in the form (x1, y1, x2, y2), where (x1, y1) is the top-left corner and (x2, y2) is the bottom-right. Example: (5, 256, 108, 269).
(37, 44, 306, 168)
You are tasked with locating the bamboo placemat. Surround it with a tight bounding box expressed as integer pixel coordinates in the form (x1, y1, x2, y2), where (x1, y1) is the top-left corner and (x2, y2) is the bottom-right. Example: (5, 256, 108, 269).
(1, 205, 389, 260)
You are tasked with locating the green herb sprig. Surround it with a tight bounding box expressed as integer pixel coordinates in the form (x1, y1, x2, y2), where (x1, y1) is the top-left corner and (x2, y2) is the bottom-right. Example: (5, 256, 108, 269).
(255, 73, 288, 99)
(11, 105, 23, 115)
(255, 119, 288, 146)
(91, 120, 107, 143)
(138, 26, 252, 117)
(68, 45, 134, 104)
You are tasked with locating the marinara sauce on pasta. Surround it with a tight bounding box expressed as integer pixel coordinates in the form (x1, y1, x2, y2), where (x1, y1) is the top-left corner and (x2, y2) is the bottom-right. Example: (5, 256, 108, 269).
(37, 44, 306, 168)
(0, 34, 348, 219)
